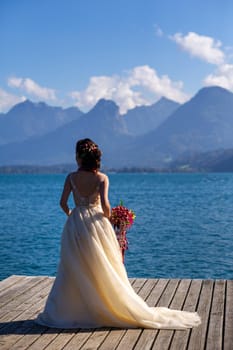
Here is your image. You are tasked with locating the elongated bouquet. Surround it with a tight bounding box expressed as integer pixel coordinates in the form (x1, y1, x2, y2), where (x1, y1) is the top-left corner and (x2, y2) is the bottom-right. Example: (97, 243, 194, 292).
(110, 202, 136, 263)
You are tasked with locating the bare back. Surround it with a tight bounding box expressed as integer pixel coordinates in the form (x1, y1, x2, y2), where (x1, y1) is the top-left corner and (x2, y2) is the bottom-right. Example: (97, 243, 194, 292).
(60, 170, 111, 217)
(69, 171, 101, 206)
(69, 171, 110, 217)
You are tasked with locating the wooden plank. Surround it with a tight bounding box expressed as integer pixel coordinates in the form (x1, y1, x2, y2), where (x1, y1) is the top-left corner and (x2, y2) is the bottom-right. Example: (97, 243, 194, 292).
(133, 278, 158, 301)
(0, 278, 54, 350)
(133, 329, 156, 350)
(206, 280, 226, 350)
(133, 278, 171, 350)
(0, 276, 232, 350)
(75, 328, 110, 350)
(36, 329, 79, 350)
(0, 284, 50, 320)
(113, 278, 163, 350)
(131, 278, 147, 293)
(8, 322, 49, 350)
(0, 281, 51, 325)
(223, 280, 233, 350)
(0, 276, 31, 300)
(55, 329, 95, 350)
(0, 321, 46, 350)
(0, 277, 52, 323)
(169, 279, 202, 350)
(113, 329, 142, 350)
(0, 276, 27, 293)
(188, 279, 214, 350)
(155, 278, 181, 307)
(0, 282, 52, 349)
(151, 279, 192, 350)
(97, 329, 126, 350)
(5, 277, 54, 350)
(110, 279, 158, 350)
(25, 327, 63, 350)
(146, 279, 170, 304)
(0, 277, 51, 317)
(0, 276, 47, 308)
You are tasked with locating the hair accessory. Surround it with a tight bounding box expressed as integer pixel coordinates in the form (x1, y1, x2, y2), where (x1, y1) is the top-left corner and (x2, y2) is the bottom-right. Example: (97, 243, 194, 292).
(79, 142, 97, 157)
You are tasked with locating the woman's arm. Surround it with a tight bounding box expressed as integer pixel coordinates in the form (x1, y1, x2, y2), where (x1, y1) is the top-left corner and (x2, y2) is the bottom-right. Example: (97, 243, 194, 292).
(99, 175, 111, 218)
(59, 174, 72, 216)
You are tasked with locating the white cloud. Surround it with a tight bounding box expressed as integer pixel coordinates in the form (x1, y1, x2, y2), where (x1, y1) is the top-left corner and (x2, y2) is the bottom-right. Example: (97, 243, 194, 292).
(70, 65, 189, 114)
(70, 74, 149, 114)
(154, 24, 163, 37)
(170, 32, 233, 92)
(8, 77, 23, 88)
(171, 32, 225, 65)
(8, 77, 57, 101)
(130, 66, 188, 103)
(0, 88, 26, 113)
(204, 64, 233, 90)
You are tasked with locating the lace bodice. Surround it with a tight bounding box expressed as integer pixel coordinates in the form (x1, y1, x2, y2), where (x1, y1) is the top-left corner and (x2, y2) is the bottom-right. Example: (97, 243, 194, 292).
(70, 174, 101, 207)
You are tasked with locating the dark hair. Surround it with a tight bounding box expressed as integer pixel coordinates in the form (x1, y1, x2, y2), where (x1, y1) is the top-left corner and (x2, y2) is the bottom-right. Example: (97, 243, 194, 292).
(76, 138, 102, 171)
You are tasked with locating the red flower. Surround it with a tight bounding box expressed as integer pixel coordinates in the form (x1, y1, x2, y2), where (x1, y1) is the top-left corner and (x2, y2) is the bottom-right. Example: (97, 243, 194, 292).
(110, 203, 136, 254)
(110, 206, 135, 229)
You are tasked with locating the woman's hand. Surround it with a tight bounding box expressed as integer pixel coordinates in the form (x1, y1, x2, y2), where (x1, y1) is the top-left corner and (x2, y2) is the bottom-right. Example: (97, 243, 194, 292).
(60, 174, 72, 215)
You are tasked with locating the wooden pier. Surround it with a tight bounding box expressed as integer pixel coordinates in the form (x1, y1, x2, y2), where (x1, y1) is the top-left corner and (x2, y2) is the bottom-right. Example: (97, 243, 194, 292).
(0, 275, 232, 349)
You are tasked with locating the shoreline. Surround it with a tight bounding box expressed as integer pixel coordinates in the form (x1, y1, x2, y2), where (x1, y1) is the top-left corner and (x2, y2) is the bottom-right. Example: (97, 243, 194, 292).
(0, 164, 231, 174)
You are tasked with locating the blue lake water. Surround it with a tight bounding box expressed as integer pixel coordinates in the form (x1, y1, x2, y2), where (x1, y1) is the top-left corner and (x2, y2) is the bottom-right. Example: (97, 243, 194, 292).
(0, 172, 233, 281)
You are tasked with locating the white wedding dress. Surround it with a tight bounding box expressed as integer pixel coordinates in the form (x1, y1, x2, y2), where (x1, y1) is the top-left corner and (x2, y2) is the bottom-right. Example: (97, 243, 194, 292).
(35, 176, 201, 329)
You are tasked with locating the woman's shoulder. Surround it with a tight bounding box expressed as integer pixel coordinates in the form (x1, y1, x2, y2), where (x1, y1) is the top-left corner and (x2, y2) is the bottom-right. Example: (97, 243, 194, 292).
(96, 171, 108, 182)
(66, 171, 76, 181)
(64, 172, 76, 188)
(68, 171, 77, 177)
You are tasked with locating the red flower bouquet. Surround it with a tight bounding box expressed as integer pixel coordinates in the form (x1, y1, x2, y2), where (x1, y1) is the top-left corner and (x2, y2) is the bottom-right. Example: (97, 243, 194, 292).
(110, 202, 136, 262)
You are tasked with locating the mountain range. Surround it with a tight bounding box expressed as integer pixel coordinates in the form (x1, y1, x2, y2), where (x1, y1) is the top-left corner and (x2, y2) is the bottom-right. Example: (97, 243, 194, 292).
(0, 86, 233, 170)
(124, 97, 180, 136)
(0, 100, 83, 145)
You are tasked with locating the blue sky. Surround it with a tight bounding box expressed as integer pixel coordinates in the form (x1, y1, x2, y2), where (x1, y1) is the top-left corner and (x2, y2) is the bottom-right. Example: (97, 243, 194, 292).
(1, 0, 233, 113)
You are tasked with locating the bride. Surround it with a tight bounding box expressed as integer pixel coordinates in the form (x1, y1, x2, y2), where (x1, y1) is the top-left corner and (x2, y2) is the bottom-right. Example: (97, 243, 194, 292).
(35, 138, 201, 329)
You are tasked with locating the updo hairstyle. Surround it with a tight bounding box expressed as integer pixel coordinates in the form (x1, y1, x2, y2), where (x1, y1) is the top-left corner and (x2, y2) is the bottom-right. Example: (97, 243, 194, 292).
(76, 138, 102, 171)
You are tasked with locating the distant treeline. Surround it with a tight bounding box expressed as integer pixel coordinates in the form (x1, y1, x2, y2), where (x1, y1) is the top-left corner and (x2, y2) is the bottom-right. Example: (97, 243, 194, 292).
(0, 164, 196, 174)
(2, 150, 233, 174)
(0, 164, 76, 174)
